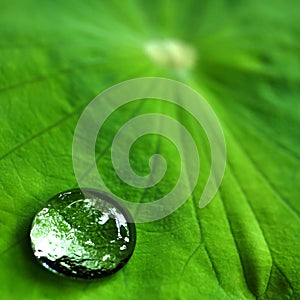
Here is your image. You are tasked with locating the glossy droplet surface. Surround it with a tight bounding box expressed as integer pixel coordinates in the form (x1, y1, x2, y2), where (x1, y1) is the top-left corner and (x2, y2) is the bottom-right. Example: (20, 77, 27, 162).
(30, 188, 136, 279)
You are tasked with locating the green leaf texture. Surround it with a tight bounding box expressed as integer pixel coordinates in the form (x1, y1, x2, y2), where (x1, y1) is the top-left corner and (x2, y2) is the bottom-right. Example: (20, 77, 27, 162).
(0, 1, 299, 299)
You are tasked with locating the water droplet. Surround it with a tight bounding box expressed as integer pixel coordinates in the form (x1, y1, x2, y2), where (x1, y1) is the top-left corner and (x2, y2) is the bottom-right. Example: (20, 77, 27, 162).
(30, 188, 136, 280)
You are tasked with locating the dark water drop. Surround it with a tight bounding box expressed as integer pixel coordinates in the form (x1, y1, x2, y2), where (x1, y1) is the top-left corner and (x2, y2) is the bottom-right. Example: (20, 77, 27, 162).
(30, 188, 136, 280)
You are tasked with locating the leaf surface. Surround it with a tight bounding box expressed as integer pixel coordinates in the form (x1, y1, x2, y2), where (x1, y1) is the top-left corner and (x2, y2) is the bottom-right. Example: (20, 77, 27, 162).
(0, 1, 299, 299)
